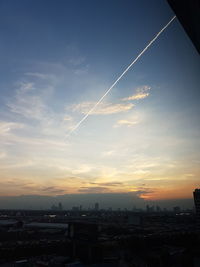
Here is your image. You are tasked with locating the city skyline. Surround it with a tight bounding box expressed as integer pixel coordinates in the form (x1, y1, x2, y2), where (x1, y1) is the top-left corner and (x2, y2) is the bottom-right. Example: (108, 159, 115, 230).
(0, 0, 200, 202)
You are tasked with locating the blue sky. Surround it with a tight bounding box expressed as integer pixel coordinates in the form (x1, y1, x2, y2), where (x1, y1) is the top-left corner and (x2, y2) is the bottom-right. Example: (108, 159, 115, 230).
(0, 0, 199, 199)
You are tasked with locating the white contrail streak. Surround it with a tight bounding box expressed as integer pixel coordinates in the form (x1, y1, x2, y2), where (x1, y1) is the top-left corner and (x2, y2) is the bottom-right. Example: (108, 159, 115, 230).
(67, 16, 176, 137)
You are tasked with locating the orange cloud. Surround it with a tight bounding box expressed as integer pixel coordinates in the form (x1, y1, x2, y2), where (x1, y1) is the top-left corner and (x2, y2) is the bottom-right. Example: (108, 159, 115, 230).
(122, 85, 151, 101)
(71, 101, 134, 115)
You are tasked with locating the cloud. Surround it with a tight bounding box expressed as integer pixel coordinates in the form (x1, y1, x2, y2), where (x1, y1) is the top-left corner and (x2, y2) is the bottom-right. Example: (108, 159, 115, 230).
(6, 79, 74, 136)
(0, 159, 34, 169)
(0, 152, 7, 159)
(17, 82, 35, 93)
(0, 178, 69, 196)
(69, 164, 94, 175)
(0, 121, 24, 135)
(114, 119, 139, 128)
(41, 186, 66, 194)
(78, 186, 111, 193)
(0, 192, 194, 210)
(69, 56, 86, 66)
(7, 82, 48, 121)
(1, 77, 77, 161)
(71, 101, 134, 115)
(90, 182, 123, 187)
(63, 115, 73, 121)
(25, 72, 53, 80)
(122, 86, 151, 101)
(74, 66, 89, 75)
(102, 150, 116, 157)
(134, 189, 155, 198)
(113, 113, 140, 128)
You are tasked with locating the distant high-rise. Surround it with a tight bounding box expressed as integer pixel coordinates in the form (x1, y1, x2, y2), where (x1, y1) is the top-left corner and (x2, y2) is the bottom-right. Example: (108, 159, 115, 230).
(146, 205, 154, 212)
(51, 202, 63, 211)
(156, 205, 161, 212)
(58, 202, 63, 211)
(173, 206, 181, 213)
(193, 189, 200, 229)
(94, 202, 99, 211)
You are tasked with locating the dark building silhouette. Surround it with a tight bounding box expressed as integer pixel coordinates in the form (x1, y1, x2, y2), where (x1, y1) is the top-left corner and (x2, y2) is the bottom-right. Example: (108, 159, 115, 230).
(173, 206, 181, 213)
(51, 202, 63, 211)
(58, 202, 63, 211)
(94, 202, 99, 211)
(193, 188, 200, 229)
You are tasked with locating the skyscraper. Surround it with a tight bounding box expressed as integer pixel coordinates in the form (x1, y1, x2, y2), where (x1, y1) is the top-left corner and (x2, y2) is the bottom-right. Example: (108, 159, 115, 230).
(193, 189, 200, 230)
(94, 202, 99, 211)
(58, 202, 63, 211)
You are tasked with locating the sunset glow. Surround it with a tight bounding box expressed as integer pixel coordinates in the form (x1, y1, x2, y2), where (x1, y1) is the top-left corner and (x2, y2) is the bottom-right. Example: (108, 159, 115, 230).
(0, 0, 199, 208)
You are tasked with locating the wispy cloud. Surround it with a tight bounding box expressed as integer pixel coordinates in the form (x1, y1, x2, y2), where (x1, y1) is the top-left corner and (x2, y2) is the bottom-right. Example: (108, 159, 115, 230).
(69, 56, 86, 66)
(63, 115, 73, 121)
(0, 152, 7, 159)
(114, 119, 139, 128)
(122, 86, 151, 101)
(90, 181, 123, 186)
(17, 82, 35, 93)
(41, 186, 66, 194)
(102, 150, 116, 157)
(134, 188, 155, 199)
(71, 101, 134, 115)
(74, 66, 89, 75)
(71, 164, 94, 175)
(7, 82, 48, 121)
(0, 178, 69, 196)
(0, 121, 24, 135)
(6, 79, 74, 137)
(113, 113, 140, 128)
(78, 186, 111, 193)
(25, 72, 53, 80)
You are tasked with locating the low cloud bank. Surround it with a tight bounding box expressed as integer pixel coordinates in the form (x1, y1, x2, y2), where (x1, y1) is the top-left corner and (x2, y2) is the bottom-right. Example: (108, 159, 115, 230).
(0, 192, 193, 210)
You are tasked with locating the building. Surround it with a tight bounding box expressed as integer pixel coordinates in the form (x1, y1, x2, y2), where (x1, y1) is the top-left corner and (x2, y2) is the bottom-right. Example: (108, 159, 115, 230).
(51, 202, 63, 211)
(156, 205, 161, 212)
(24, 222, 68, 230)
(67, 222, 100, 263)
(58, 202, 63, 211)
(193, 189, 200, 229)
(173, 206, 181, 213)
(94, 202, 99, 211)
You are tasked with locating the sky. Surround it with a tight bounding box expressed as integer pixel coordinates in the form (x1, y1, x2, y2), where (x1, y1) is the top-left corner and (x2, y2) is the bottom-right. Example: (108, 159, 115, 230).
(0, 0, 200, 205)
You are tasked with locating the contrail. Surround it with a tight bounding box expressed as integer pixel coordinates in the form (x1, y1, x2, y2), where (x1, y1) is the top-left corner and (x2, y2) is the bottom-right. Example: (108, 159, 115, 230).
(67, 16, 176, 137)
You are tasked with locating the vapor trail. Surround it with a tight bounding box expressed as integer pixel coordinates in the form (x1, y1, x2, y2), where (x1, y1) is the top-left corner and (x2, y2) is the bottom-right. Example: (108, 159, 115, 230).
(67, 16, 176, 137)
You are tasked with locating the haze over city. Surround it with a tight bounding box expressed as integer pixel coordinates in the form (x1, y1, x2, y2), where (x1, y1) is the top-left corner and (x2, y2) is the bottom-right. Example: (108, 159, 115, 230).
(0, 0, 200, 209)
